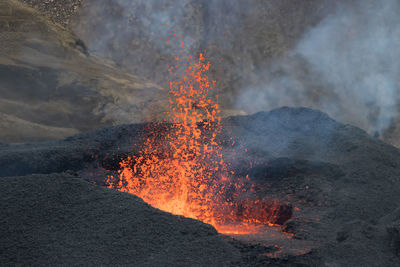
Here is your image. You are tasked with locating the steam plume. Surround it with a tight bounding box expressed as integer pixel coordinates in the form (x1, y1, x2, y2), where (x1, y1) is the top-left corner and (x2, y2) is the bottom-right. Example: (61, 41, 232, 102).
(72, 0, 400, 135)
(236, 0, 400, 134)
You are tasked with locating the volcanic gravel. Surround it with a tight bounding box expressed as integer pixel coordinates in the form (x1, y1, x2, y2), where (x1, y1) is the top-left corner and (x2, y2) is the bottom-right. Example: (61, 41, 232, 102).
(19, 0, 83, 26)
(0, 173, 239, 266)
(1, 107, 400, 266)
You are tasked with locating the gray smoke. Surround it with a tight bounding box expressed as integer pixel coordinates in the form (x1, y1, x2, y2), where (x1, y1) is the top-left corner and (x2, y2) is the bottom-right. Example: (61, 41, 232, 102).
(236, 0, 400, 134)
(73, 0, 246, 53)
(72, 0, 400, 135)
(71, 0, 251, 88)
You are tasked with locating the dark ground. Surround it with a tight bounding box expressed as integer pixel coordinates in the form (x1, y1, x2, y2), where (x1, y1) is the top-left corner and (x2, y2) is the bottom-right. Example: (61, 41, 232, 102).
(0, 173, 240, 266)
(1, 107, 400, 266)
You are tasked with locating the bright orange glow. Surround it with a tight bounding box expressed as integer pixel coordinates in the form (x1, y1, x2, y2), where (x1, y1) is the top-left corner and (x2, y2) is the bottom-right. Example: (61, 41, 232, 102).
(107, 33, 288, 235)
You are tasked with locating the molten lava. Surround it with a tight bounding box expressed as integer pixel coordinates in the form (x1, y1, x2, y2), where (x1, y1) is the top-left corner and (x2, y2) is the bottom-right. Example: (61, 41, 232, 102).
(107, 34, 290, 235)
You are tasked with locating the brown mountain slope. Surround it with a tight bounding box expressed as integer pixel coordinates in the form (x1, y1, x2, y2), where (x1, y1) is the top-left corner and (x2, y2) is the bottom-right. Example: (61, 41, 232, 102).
(0, 0, 166, 143)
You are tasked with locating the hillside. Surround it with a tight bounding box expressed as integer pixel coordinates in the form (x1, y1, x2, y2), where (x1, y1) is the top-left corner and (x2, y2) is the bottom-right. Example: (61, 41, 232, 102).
(0, 0, 166, 143)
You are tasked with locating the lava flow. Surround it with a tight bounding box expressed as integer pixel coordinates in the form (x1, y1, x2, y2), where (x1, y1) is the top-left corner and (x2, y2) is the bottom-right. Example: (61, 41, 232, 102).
(107, 34, 291, 235)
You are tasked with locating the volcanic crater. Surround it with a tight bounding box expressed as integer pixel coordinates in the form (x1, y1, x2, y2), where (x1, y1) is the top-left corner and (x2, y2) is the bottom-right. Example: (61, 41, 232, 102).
(2, 107, 400, 266)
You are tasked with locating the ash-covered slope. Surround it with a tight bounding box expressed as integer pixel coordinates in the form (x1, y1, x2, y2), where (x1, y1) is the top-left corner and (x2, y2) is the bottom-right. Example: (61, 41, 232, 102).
(1, 107, 399, 266)
(0, 0, 166, 143)
(0, 173, 239, 266)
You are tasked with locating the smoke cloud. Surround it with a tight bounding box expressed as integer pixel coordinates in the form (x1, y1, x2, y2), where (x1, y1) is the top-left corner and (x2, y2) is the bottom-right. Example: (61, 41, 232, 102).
(72, 0, 400, 135)
(236, 0, 400, 134)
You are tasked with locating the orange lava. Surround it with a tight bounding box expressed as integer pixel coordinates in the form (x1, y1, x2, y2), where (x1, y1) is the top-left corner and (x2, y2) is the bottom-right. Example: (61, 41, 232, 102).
(107, 33, 285, 235)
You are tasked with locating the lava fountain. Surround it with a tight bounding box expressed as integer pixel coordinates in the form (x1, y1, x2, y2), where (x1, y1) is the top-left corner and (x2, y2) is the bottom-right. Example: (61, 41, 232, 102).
(107, 33, 292, 235)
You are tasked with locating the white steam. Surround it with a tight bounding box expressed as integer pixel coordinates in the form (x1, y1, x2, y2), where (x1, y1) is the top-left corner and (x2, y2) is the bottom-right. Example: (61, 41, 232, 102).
(236, 0, 400, 134)
(73, 0, 400, 135)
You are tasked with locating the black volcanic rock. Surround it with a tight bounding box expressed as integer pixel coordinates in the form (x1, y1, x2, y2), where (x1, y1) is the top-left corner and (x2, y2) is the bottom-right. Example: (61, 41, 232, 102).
(1, 107, 400, 266)
(0, 173, 239, 266)
(388, 220, 400, 256)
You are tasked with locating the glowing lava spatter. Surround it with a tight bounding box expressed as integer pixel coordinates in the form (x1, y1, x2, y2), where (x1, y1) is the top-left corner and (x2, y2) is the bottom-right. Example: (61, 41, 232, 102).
(107, 33, 286, 234)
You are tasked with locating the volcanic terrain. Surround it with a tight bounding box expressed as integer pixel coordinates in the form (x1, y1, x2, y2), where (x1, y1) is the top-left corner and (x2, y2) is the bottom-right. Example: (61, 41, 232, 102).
(1, 1, 400, 266)
(1, 107, 400, 266)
